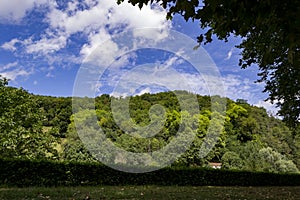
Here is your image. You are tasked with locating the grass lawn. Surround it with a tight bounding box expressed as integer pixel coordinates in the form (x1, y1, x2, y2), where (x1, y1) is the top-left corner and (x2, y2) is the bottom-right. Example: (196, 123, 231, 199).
(0, 186, 300, 200)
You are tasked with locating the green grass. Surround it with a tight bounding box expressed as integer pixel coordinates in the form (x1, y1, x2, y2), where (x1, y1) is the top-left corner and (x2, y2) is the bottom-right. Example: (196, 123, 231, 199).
(1, 186, 300, 200)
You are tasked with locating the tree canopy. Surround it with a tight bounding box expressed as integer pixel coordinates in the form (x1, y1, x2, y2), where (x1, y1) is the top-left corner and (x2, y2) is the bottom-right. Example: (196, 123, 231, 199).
(117, 0, 300, 129)
(0, 74, 299, 173)
(0, 76, 58, 159)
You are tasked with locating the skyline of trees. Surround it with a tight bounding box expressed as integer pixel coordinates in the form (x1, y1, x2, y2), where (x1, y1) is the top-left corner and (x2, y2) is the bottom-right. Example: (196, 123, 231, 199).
(0, 75, 299, 173)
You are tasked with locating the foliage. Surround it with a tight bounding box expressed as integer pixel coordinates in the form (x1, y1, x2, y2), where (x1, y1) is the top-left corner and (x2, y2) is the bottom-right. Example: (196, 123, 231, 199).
(117, 0, 300, 129)
(256, 147, 299, 173)
(0, 75, 299, 173)
(221, 151, 243, 170)
(35, 95, 72, 137)
(64, 92, 299, 173)
(225, 144, 299, 173)
(0, 157, 300, 187)
(0, 76, 58, 160)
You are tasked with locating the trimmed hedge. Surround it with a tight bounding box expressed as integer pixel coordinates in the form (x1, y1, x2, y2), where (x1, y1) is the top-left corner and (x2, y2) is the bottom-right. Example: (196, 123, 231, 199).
(0, 158, 299, 187)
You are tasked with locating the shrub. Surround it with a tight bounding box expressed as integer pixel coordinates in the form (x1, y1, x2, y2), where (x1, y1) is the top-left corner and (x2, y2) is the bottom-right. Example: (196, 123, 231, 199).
(0, 157, 299, 187)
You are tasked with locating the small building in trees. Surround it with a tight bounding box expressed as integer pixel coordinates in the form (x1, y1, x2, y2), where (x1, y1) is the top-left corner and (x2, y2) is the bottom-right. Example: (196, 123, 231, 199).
(208, 162, 222, 169)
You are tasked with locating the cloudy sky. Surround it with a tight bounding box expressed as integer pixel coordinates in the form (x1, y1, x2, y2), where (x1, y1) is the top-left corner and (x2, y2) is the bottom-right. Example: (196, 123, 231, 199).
(0, 0, 277, 113)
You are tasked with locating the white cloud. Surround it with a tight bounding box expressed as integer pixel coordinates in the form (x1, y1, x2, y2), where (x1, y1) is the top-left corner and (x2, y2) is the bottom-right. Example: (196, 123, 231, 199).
(80, 28, 116, 65)
(221, 74, 264, 103)
(0, 62, 32, 81)
(104, 58, 210, 98)
(0, 69, 30, 80)
(5, 0, 170, 66)
(46, 72, 54, 78)
(153, 55, 184, 75)
(76, 1, 170, 66)
(46, 3, 106, 35)
(1, 39, 20, 51)
(183, 73, 280, 115)
(103, 64, 276, 113)
(0, 0, 48, 23)
(136, 87, 152, 96)
(255, 100, 280, 117)
(225, 48, 234, 60)
(0, 0, 171, 78)
(26, 34, 67, 54)
(0, 62, 18, 70)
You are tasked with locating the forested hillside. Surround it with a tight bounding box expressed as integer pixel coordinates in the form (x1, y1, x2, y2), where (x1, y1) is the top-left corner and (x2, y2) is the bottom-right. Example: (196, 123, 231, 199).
(1, 76, 299, 173)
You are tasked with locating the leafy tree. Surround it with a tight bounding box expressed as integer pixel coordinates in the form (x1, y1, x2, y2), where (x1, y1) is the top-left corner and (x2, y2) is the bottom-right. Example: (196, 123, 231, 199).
(221, 151, 243, 170)
(62, 111, 99, 163)
(237, 116, 258, 142)
(117, 0, 300, 129)
(36, 96, 72, 137)
(2, 80, 297, 170)
(257, 147, 299, 173)
(290, 134, 300, 169)
(237, 142, 264, 171)
(262, 126, 293, 156)
(0, 76, 57, 159)
(64, 92, 300, 169)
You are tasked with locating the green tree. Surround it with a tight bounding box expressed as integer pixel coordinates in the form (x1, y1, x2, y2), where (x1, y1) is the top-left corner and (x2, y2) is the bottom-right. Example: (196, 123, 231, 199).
(237, 142, 263, 172)
(0, 76, 57, 159)
(117, 0, 300, 129)
(237, 116, 258, 143)
(62, 111, 99, 163)
(221, 151, 243, 170)
(257, 147, 299, 173)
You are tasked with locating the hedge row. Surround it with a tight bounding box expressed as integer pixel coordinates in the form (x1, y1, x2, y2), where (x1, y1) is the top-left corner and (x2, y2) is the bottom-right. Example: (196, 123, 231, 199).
(0, 158, 299, 187)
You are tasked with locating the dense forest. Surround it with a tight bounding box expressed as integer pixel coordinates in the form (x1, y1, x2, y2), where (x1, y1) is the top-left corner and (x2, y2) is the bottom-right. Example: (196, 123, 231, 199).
(1, 76, 300, 174)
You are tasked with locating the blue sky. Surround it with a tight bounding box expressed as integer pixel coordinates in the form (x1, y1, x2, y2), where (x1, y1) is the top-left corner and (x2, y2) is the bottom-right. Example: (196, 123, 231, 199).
(0, 0, 277, 114)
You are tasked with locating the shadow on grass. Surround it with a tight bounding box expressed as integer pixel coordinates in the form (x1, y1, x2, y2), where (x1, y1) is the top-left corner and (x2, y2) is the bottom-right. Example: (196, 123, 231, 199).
(1, 186, 300, 200)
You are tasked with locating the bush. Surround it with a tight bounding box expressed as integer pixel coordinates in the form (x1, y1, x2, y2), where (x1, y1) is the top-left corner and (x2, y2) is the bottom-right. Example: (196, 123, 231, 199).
(0, 157, 299, 187)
